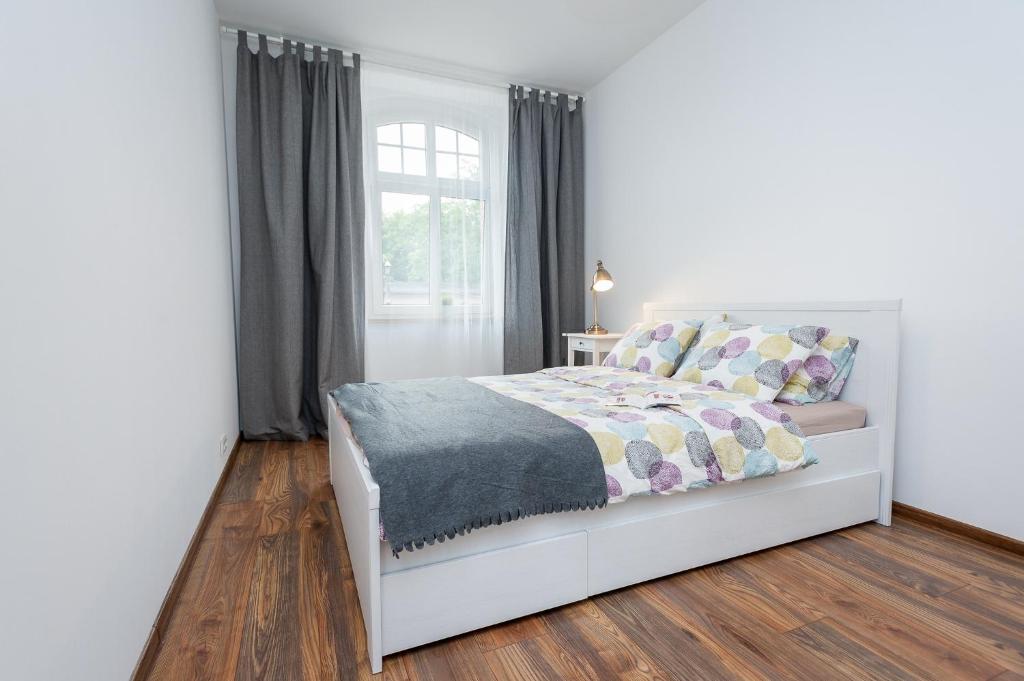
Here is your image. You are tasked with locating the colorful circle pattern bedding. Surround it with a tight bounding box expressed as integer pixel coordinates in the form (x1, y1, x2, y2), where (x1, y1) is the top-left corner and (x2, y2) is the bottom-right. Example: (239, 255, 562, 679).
(602, 319, 705, 377)
(673, 322, 829, 401)
(474, 366, 818, 503)
(776, 335, 859, 405)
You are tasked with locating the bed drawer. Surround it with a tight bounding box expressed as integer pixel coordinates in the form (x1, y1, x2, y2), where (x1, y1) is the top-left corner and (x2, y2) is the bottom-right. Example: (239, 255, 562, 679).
(587, 470, 880, 595)
(380, 532, 587, 654)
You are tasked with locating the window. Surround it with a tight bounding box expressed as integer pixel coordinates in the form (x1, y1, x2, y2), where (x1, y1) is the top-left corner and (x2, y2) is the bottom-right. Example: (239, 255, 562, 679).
(367, 113, 494, 318)
(435, 127, 480, 181)
(376, 123, 426, 176)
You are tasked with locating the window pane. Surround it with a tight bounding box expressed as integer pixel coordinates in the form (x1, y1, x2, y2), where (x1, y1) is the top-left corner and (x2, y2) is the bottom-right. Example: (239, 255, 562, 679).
(402, 148, 426, 176)
(377, 123, 401, 145)
(402, 123, 425, 148)
(380, 192, 430, 305)
(458, 154, 480, 181)
(377, 145, 402, 173)
(458, 132, 479, 155)
(435, 126, 458, 152)
(440, 197, 483, 306)
(436, 152, 458, 179)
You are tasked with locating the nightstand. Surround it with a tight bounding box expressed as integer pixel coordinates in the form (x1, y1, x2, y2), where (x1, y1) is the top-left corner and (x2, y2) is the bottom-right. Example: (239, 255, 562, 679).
(563, 332, 623, 367)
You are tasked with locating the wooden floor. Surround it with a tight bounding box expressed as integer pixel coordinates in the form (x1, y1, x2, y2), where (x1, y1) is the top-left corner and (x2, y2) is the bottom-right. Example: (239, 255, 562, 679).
(146, 439, 1024, 681)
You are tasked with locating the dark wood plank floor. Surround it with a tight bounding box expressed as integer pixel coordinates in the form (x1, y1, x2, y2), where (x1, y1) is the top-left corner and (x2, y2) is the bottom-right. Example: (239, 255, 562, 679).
(146, 440, 1024, 680)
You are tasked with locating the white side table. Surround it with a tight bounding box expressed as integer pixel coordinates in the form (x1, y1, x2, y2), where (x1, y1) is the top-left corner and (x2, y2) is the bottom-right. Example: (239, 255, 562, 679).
(562, 332, 623, 367)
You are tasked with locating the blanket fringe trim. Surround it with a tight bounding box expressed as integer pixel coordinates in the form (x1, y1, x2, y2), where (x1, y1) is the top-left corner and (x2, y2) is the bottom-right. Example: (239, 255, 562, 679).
(388, 497, 608, 557)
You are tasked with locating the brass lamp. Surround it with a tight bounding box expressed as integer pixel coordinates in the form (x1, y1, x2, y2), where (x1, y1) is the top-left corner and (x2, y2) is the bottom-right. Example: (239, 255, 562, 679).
(585, 260, 614, 335)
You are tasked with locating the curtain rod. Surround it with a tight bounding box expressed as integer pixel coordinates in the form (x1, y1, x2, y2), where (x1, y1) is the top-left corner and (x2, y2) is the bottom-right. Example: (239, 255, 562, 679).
(221, 25, 584, 101)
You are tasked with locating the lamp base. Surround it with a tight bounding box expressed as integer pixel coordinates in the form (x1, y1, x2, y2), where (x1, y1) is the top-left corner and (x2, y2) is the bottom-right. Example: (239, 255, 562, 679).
(585, 323, 609, 335)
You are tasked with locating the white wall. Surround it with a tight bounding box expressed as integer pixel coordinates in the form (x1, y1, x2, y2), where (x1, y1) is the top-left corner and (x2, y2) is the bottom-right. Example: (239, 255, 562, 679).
(585, 0, 1024, 539)
(0, 1, 238, 679)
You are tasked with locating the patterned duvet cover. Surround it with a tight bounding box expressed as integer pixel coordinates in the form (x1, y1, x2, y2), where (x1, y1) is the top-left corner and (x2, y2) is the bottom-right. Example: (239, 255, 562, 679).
(474, 366, 819, 503)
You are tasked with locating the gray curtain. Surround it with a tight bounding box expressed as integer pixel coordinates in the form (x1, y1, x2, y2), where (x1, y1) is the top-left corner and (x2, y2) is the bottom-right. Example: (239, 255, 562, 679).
(236, 32, 364, 440)
(504, 86, 585, 373)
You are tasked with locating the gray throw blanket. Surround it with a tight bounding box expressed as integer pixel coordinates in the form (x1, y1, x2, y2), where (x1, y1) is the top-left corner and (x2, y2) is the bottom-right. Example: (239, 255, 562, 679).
(331, 377, 608, 555)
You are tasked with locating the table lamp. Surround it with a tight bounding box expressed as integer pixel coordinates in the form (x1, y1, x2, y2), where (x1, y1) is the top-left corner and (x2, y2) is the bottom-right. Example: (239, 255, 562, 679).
(586, 260, 614, 335)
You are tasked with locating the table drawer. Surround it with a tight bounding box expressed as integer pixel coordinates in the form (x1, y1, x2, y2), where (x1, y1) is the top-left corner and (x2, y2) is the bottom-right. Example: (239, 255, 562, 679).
(570, 337, 595, 352)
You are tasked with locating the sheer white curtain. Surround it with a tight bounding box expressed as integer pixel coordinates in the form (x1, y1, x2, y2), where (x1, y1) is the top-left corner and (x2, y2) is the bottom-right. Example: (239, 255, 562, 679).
(361, 65, 507, 380)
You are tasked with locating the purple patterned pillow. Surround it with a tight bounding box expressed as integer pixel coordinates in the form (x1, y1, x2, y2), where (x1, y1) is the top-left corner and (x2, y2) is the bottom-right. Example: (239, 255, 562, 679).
(602, 319, 705, 377)
(776, 335, 859, 404)
(674, 321, 829, 401)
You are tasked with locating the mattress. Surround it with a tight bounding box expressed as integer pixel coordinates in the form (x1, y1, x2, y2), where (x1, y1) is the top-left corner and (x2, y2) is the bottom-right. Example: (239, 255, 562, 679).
(776, 400, 866, 436)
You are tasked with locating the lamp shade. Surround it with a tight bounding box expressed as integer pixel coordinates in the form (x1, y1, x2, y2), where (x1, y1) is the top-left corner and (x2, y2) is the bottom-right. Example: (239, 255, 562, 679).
(591, 260, 614, 292)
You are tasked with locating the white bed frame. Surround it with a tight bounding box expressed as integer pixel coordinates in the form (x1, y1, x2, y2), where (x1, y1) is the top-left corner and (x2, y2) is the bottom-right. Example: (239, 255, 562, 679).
(329, 301, 901, 673)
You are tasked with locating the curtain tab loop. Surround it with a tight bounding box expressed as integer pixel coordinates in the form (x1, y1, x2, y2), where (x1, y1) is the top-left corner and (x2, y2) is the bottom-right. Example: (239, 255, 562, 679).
(296, 42, 306, 61)
(237, 29, 248, 48)
(257, 33, 269, 54)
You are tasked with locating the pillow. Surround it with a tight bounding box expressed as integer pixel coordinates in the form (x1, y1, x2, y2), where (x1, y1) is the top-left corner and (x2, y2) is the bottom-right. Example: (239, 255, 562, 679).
(602, 317, 711, 377)
(691, 312, 728, 344)
(776, 335, 859, 405)
(673, 322, 830, 400)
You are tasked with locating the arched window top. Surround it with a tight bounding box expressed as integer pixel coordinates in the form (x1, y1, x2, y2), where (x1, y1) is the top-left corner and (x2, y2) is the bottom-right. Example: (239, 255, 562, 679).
(375, 122, 480, 181)
(434, 126, 479, 181)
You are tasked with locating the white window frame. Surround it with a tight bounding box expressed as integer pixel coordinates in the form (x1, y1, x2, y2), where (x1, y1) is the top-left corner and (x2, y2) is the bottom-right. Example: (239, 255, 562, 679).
(365, 99, 498, 320)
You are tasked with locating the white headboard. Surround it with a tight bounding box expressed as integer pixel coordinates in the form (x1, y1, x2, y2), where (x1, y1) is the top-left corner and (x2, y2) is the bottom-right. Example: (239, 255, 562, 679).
(643, 300, 901, 523)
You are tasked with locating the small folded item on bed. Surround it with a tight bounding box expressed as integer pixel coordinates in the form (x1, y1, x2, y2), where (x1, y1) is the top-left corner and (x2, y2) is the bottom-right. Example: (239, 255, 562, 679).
(331, 377, 608, 555)
(604, 391, 687, 409)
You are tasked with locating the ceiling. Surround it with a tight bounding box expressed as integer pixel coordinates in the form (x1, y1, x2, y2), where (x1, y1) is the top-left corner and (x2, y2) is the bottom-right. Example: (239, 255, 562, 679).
(214, 0, 705, 93)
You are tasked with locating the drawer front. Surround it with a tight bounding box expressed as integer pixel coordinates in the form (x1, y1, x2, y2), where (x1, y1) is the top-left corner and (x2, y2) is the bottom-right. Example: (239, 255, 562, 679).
(571, 337, 595, 352)
(381, 532, 587, 654)
(587, 471, 880, 596)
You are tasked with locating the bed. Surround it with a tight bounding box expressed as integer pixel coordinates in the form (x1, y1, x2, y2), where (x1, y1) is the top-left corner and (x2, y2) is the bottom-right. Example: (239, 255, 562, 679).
(329, 301, 900, 673)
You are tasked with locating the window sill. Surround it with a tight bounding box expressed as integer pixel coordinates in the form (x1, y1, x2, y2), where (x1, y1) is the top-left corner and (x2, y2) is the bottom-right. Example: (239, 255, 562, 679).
(368, 313, 496, 324)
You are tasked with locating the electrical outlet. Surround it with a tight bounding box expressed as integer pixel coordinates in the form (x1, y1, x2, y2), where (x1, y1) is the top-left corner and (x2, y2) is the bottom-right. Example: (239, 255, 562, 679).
(219, 434, 230, 458)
